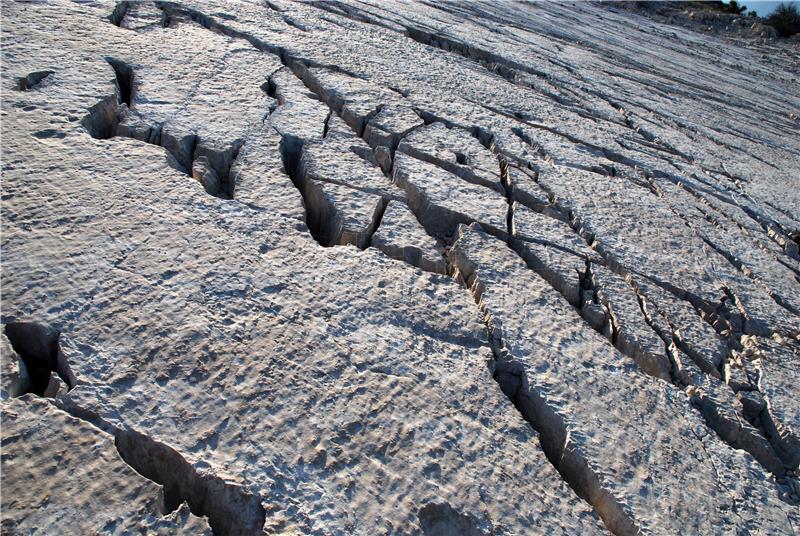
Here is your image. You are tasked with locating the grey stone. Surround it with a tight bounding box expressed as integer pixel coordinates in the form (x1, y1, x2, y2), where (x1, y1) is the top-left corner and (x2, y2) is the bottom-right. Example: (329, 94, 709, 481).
(1, 397, 212, 534)
(371, 201, 446, 274)
(392, 152, 508, 238)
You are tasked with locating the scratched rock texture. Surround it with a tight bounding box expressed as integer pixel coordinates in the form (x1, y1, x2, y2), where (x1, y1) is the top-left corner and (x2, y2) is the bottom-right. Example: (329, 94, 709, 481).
(1, 1, 799, 534)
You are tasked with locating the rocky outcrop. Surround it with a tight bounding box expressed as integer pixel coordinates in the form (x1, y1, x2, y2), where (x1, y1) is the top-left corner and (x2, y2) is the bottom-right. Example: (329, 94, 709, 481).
(2, 0, 799, 533)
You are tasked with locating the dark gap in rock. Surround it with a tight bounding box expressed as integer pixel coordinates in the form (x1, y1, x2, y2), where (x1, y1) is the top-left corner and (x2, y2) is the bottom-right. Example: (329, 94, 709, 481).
(282, 16, 307, 31)
(363, 198, 388, 251)
(388, 85, 409, 97)
(277, 133, 328, 245)
(163, 483, 183, 513)
(109, 1, 129, 26)
(322, 109, 333, 138)
(17, 70, 54, 91)
(81, 58, 243, 200)
(277, 134, 304, 188)
(446, 257, 641, 536)
(629, 283, 790, 478)
(82, 94, 119, 140)
(497, 156, 514, 239)
(106, 57, 134, 107)
(417, 502, 487, 536)
(192, 140, 244, 200)
(113, 427, 267, 534)
(160, 6, 172, 28)
(3, 322, 77, 397)
(416, 109, 438, 126)
(468, 124, 494, 149)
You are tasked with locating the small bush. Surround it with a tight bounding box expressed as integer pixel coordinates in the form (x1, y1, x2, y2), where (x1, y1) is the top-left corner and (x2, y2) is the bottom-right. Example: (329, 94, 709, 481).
(695, 1, 748, 14)
(726, 1, 748, 14)
(766, 2, 800, 36)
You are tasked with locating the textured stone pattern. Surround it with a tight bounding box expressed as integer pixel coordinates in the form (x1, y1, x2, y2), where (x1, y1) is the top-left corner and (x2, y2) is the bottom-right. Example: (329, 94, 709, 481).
(1, 1, 798, 534)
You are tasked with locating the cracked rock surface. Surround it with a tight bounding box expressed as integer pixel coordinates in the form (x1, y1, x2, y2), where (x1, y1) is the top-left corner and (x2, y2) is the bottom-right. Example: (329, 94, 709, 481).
(1, 0, 799, 534)
(1, 396, 211, 534)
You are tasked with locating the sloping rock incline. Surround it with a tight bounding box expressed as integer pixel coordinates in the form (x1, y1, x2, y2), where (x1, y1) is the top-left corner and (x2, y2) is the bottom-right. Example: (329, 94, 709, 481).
(1, 0, 799, 534)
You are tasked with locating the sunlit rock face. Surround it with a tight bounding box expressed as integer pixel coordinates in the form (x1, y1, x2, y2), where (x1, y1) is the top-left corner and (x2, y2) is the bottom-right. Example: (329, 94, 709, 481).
(1, 1, 798, 534)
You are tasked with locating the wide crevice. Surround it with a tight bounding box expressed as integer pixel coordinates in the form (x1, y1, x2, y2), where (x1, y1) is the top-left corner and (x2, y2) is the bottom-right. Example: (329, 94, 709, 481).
(192, 140, 244, 200)
(109, 0, 130, 27)
(3, 322, 77, 397)
(276, 131, 335, 247)
(417, 502, 487, 535)
(82, 59, 242, 200)
(270, 63, 411, 252)
(106, 57, 134, 107)
(114, 428, 266, 535)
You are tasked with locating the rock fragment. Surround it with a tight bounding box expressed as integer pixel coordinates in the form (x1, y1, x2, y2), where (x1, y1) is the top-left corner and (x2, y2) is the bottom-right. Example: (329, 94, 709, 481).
(397, 122, 504, 193)
(371, 201, 446, 273)
(392, 152, 508, 238)
(511, 204, 596, 306)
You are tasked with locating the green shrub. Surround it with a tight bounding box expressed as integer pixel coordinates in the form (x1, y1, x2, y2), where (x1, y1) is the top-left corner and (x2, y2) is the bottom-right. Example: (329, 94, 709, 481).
(766, 2, 800, 36)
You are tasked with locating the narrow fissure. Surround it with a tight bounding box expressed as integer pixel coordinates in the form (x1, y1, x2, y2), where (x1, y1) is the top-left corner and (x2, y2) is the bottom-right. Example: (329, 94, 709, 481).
(445, 254, 641, 536)
(497, 156, 514, 238)
(54, 398, 267, 535)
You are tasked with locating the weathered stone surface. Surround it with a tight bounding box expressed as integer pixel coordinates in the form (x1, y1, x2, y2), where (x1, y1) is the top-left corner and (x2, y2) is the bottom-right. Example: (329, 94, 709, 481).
(673, 347, 785, 475)
(363, 104, 424, 151)
(751, 336, 800, 469)
(1, 337, 28, 400)
(299, 127, 404, 202)
(508, 164, 555, 215)
(397, 122, 504, 193)
(268, 66, 328, 145)
(449, 224, 796, 535)
(304, 179, 385, 248)
(2, 0, 799, 533)
(591, 264, 672, 380)
(299, 66, 401, 136)
(511, 204, 596, 306)
(632, 275, 730, 378)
